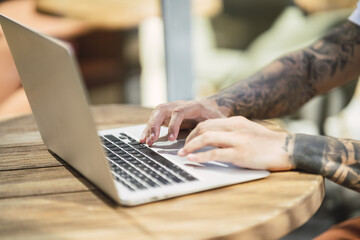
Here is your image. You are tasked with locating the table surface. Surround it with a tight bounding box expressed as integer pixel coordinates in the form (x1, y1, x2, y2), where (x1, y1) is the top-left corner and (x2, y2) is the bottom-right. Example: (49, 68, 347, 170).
(0, 104, 325, 240)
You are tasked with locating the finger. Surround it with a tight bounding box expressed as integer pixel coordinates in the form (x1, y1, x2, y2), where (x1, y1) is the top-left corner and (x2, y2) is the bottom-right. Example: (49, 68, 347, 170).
(179, 131, 235, 156)
(140, 125, 151, 143)
(168, 103, 204, 141)
(167, 109, 185, 141)
(185, 118, 231, 144)
(186, 148, 235, 163)
(139, 125, 154, 144)
(142, 108, 167, 146)
(185, 120, 214, 144)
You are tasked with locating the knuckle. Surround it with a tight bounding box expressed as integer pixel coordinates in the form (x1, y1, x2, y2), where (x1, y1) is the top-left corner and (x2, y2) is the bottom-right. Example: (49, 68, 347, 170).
(150, 125, 158, 134)
(231, 116, 247, 125)
(196, 121, 208, 133)
(168, 123, 178, 132)
(207, 150, 219, 159)
(175, 100, 186, 104)
(197, 121, 205, 128)
(237, 116, 247, 122)
(196, 101, 206, 110)
(172, 106, 185, 113)
(155, 103, 168, 111)
(202, 131, 213, 140)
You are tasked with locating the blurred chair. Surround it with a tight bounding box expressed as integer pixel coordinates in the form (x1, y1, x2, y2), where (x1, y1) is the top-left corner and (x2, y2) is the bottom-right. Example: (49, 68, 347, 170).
(0, 0, 89, 121)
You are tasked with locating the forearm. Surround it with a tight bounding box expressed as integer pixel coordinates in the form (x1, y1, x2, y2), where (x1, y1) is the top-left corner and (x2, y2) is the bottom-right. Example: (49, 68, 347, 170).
(292, 134, 360, 192)
(209, 53, 312, 118)
(209, 21, 360, 119)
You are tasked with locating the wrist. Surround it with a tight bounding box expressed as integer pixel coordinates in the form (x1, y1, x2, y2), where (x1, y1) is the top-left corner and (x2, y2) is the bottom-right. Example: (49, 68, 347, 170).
(205, 95, 232, 118)
(292, 133, 325, 173)
(284, 133, 296, 170)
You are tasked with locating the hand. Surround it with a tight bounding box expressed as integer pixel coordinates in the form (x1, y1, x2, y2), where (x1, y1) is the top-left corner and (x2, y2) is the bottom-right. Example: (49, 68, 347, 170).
(140, 99, 227, 146)
(178, 116, 295, 171)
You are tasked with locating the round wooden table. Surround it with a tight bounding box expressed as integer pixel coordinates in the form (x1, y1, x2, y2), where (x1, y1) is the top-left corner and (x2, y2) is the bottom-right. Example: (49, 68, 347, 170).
(0, 105, 324, 240)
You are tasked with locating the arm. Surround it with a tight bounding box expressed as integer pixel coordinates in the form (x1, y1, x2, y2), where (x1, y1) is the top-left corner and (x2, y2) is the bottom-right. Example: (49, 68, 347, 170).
(291, 134, 360, 192)
(141, 21, 360, 145)
(178, 117, 360, 192)
(211, 21, 360, 119)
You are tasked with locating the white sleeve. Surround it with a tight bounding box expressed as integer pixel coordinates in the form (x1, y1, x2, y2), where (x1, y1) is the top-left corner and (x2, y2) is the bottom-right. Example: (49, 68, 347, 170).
(349, 1, 360, 26)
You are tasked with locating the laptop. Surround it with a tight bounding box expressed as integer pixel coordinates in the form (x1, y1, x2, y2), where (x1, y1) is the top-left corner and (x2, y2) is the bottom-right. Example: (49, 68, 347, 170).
(0, 14, 269, 206)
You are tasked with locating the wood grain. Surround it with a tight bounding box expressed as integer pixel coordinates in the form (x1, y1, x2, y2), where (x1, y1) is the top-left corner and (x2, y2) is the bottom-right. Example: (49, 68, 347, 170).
(0, 191, 151, 240)
(0, 104, 325, 240)
(0, 166, 92, 199)
(0, 144, 61, 171)
(121, 172, 324, 240)
(0, 104, 153, 147)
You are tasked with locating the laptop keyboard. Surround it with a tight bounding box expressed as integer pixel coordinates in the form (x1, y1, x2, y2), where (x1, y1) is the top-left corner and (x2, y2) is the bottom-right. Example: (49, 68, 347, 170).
(100, 133, 197, 191)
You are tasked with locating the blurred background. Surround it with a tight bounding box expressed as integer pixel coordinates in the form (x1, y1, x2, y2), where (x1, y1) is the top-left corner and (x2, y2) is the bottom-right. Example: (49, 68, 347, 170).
(0, 0, 359, 238)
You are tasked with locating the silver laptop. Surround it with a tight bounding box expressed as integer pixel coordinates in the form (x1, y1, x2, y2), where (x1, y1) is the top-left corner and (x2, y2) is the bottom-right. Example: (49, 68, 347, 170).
(0, 14, 269, 206)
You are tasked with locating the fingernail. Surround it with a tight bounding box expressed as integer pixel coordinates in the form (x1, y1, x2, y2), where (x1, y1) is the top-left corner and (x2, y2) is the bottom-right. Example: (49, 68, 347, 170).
(169, 133, 175, 141)
(146, 133, 155, 146)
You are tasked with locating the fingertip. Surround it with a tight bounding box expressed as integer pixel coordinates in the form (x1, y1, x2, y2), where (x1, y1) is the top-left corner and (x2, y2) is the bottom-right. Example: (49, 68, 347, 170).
(146, 139, 152, 146)
(177, 148, 186, 156)
(168, 133, 176, 141)
(168, 112, 183, 141)
(146, 133, 155, 146)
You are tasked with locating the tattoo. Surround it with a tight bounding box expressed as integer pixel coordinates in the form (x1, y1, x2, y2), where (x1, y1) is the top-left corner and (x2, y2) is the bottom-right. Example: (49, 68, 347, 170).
(293, 134, 360, 192)
(282, 134, 293, 153)
(210, 22, 360, 119)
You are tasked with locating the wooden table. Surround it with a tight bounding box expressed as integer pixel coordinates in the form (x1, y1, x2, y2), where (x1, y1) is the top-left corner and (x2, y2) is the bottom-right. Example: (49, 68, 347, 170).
(0, 105, 325, 240)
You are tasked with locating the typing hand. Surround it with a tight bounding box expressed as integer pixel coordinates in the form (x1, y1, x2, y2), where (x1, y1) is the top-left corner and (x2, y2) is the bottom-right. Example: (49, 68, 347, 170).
(178, 116, 295, 171)
(140, 99, 226, 146)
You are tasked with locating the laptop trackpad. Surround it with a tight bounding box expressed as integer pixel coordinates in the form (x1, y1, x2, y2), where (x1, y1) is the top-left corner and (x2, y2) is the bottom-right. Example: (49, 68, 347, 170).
(151, 137, 240, 171)
(125, 126, 247, 171)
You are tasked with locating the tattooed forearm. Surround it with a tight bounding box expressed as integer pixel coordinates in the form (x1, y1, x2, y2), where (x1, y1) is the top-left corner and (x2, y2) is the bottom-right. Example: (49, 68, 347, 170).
(209, 21, 360, 119)
(293, 134, 360, 192)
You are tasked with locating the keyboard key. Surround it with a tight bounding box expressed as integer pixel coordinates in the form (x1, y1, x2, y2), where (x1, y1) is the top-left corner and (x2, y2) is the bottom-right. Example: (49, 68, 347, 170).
(113, 158, 127, 165)
(104, 135, 120, 142)
(114, 168, 147, 190)
(113, 175, 135, 191)
(137, 148, 197, 181)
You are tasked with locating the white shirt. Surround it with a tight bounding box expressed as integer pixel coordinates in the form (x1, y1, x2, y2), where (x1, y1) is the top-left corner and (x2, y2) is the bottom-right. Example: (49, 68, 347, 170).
(349, 1, 360, 26)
